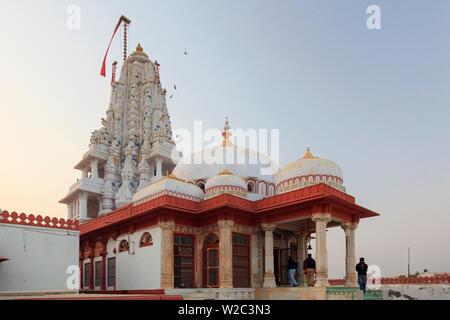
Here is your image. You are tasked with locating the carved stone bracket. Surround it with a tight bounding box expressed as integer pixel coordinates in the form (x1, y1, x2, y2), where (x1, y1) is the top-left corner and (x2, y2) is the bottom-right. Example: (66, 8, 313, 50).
(311, 213, 332, 223)
(158, 220, 175, 231)
(341, 221, 358, 238)
(261, 223, 277, 232)
(218, 220, 234, 230)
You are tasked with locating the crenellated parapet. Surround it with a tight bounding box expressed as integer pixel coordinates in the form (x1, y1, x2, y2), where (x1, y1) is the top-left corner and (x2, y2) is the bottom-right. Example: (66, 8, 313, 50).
(0, 210, 79, 231)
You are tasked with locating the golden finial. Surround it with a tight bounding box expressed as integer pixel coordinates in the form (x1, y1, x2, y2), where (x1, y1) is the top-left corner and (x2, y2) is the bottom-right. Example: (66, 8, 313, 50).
(221, 117, 233, 147)
(218, 169, 233, 175)
(303, 147, 315, 159)
(131, 43, 148, 58)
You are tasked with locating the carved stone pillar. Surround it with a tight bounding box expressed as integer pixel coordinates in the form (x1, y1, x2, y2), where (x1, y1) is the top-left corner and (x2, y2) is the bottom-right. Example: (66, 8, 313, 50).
(80, 192, 88, 221)
(89, 254, 94, 290)
(195, 233, 203, 288)
(251, 231, 260, 288)
(312, 213, 332, 287)
(100, 240, 108, 290)
(296, 231, 308, 286)
(341, 221, 358, 287)
(262, 223, 277, 288)
(91, 159, 99, 179)
(155, 158, 163, 180)
(159, 220, 175, 289)
(218, 220, 234, 288)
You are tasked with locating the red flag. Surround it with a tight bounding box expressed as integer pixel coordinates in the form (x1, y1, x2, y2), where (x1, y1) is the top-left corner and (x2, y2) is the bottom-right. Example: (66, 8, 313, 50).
(100, 18, 123, 77)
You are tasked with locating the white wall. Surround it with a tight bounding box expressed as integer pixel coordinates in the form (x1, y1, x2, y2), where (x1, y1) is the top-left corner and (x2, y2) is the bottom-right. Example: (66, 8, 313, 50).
(0, 223, 79, 292)
(384, 285, 450, 300)
(114, 226, 162, 290)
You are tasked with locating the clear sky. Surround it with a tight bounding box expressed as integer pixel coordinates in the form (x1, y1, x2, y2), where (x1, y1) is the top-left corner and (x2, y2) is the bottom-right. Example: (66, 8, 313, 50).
(0, 0, 449, 278)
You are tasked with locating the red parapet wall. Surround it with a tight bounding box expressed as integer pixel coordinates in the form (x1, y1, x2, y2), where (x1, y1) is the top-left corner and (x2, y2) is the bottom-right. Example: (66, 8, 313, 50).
(329, 276, 450, 286)
(0, 210, 79, 231)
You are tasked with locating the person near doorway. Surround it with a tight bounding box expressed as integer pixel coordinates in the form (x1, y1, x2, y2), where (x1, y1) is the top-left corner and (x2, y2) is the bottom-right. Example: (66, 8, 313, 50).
(356, 257, 368, 294)
(304, 253, 316, 286)
(287, 256, 299, 287)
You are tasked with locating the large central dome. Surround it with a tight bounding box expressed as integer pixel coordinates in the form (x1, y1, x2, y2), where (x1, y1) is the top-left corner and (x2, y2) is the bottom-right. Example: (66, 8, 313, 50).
(172, 118, 278, 186)
(172, 144, 277, 183)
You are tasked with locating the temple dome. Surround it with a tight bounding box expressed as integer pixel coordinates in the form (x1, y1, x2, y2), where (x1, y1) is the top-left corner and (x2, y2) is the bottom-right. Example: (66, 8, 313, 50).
(172, 145, 277, 183)
(132, 174, 204, 204)
(276, 147, 345, 194)
(171, 118, 278, 183)
(205, 170, 248, 199)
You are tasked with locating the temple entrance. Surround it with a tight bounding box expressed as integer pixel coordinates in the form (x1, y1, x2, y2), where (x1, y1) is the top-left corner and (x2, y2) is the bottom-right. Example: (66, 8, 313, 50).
(272, 247, 296, 286)
(202, 234, 219, 288)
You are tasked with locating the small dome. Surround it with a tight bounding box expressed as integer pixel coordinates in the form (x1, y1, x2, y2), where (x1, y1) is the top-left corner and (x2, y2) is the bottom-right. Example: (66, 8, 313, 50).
(205, 170, 248, 199)
(132, 174, 204, 204)
(276, 147, 345, 194)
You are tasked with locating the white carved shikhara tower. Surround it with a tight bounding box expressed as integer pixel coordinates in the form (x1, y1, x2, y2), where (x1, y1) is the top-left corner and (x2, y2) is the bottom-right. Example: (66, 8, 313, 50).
(60, 44, 179, 221)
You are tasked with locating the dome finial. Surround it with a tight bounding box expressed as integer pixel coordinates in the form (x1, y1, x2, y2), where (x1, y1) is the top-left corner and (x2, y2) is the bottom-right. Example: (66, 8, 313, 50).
(131, 43, 148, 58)
(303, 146, 315, 159)
(221, 117, 233, 147)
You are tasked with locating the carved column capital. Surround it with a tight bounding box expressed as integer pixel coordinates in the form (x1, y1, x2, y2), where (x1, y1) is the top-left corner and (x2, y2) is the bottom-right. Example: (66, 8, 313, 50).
(158, 220, 175, 231)
(311, 213, 332, 223)
(261, 223, 277, 232)
(218, 220, 234, 230)
(341, 221, 358, 237)
(294, 230, 308, 240)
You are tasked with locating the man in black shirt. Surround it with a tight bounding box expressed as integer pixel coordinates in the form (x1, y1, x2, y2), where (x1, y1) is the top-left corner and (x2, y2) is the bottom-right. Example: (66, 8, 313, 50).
(356, 257, 368, 293)
(304, 254, 316, 286)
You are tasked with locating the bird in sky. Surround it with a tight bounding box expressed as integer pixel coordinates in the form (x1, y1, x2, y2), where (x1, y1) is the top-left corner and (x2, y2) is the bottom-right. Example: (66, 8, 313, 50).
(174, 84, 177, 90)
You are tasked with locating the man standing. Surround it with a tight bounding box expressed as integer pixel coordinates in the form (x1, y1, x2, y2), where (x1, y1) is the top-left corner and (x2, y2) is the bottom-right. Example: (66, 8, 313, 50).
(287, 256, 299, 287)
(304, 254, 316, 286)
(356, 257, 368, 294)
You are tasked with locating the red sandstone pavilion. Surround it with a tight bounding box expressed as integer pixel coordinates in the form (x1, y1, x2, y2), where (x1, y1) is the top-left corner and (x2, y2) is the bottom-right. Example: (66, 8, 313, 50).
(79, 177, 378, 293)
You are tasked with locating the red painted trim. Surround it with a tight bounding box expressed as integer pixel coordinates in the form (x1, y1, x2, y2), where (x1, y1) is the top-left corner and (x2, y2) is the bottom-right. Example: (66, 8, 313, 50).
(79, 184, 379, 238)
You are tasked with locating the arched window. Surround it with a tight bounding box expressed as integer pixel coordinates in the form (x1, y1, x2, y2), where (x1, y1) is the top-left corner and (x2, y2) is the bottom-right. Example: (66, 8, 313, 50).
(204, 233, 219, 247)
(247, 181, 255, 193)
(197, 182, 205, 193)
(140, 232, 153, 247)
(119, 240, 129, 253)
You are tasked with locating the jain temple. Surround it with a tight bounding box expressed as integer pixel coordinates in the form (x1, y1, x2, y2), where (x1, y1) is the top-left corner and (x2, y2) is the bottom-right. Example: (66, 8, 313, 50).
(55, 43, 381, 299)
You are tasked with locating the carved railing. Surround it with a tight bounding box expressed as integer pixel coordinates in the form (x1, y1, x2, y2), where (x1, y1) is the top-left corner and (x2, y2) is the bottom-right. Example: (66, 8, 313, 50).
(329, 276, 450, 286)
(0, 210, 79, 231)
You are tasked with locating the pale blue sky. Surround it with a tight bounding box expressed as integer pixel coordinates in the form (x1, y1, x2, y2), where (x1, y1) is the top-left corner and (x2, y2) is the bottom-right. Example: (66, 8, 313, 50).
(0, 0, 449, 277)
